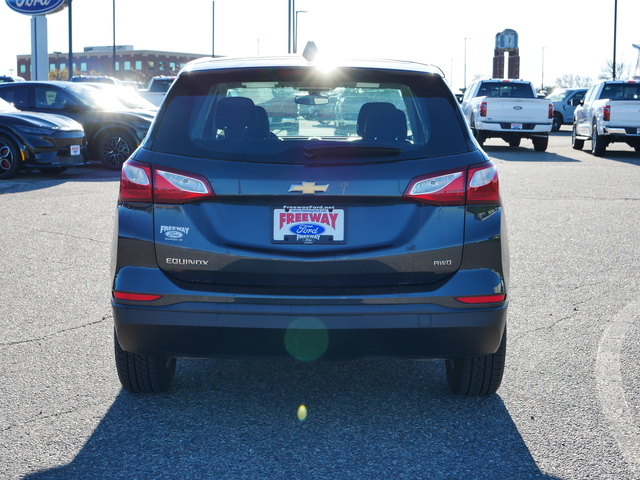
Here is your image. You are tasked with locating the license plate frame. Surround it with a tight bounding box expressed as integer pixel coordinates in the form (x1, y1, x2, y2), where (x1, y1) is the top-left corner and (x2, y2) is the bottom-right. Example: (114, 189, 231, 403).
(272, 205, 346, 244)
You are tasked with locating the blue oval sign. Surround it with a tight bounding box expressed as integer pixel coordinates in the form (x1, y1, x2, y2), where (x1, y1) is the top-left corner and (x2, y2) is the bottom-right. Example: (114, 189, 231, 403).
(6, 0, 67, 15)
(290, 224, 326, 236)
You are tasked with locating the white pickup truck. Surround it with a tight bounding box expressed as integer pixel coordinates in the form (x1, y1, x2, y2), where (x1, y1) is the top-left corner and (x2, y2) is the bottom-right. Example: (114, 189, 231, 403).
(460, 79, 554, 151)
(572, 80, 640, 156)
(138, 76, 176, 107)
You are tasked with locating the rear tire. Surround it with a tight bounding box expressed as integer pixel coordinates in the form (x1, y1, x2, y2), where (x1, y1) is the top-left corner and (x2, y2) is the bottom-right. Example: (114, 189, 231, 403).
(572, 124, 584, 150)
(591, 123, 606, 156)
(532, 136, 548, 152)
(445, 326, 506, 396)
(507, 137, 521, 148)
(0, 135, 22, 180)
(114, 330, 176, 393)
(551, 113, 562, 132)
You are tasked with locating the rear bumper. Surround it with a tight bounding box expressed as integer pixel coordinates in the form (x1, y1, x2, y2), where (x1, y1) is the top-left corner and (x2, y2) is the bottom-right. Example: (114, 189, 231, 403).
(477, 120, 551, 134)
(603, 126, 640, 136)
(112, 267, 507, 360)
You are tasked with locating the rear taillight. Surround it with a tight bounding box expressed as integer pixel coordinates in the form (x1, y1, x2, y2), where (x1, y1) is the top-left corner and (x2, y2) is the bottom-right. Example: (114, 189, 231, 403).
(479, 101, 488, 117)
(603, 105, 611, 121)
(120, 160, 152, 202)
(548, 103, 554, 119)
(119, 159, 215, 204)
(403, 162, 500, 206)
(467, 163, 500, 204)
(403, 168, 466, 205)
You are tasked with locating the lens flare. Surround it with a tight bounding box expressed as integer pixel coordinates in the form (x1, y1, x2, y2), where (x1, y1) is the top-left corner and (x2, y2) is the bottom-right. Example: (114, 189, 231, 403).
(297, 404, 308, 422)
(284, 317, 329, 361)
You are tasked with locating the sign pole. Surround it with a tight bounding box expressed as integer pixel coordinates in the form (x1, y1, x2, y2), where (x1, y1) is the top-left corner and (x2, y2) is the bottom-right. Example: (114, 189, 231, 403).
(68, 0, 73, 79)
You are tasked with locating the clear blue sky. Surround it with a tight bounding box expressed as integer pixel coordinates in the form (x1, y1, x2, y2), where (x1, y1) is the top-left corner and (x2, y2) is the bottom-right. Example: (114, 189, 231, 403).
(1, 0, 639, 92)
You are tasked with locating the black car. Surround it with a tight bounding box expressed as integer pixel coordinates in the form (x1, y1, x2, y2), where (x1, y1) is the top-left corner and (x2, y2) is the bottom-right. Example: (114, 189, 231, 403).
(111, 51, 509, 396)
(0, 81, 153, 170)
(0, 97, 86, 179)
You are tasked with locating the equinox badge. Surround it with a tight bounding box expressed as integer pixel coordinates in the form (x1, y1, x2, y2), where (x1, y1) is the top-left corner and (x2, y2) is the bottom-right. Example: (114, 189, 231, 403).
(289, 182, 329, 195)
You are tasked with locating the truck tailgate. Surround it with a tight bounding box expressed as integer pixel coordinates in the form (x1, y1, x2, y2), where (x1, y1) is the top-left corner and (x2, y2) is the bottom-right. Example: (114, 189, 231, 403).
(608, 101, 640, 127)
(483, 98, 551, 124)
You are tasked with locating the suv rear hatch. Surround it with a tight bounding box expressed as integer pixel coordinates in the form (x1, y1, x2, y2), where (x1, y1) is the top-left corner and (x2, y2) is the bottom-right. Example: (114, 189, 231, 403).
(130, 65, 491, 290)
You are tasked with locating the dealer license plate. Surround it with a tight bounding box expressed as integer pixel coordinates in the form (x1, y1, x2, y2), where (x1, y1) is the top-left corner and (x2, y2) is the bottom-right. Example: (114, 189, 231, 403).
(511, 123, 523, 130)
(70, 145, 81, 156)
(273, 205, 345, 244)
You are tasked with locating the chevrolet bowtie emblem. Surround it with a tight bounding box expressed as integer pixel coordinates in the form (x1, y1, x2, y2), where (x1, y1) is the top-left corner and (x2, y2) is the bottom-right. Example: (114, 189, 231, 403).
(288, 182, 329, 194)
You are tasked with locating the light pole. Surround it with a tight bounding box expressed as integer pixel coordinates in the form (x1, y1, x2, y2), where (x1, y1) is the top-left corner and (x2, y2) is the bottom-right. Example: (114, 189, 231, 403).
(613, 0, 618, 79)
(541, 46, 547, 91)
(288, 0, 294, 53)
(294, 10, 308, 54)
(211, 1, 216, 58)
(112, 0, 116, 77)
(68, 0, 73, 79)
(257, 37, 269, 55)
(464, 37, 471, 91)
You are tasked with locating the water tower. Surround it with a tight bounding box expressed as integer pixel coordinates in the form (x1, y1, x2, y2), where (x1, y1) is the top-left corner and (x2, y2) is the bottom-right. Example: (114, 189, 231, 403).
(493, 29, 520, 79)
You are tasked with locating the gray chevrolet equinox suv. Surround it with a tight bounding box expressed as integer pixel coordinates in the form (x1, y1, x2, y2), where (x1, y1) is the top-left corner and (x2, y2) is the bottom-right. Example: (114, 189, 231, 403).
(111, 48, 509, 395)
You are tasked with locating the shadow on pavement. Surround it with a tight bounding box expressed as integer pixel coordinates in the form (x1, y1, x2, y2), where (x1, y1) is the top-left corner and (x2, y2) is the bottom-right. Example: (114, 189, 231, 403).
(0, 162, 119, 194)
(481, 144, 580, 163)
(24, 359, 559, 480)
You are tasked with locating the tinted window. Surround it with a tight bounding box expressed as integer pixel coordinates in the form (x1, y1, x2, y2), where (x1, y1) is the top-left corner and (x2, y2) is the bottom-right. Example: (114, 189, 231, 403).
(0, 85, 30, 109)
(150, 67, 469, 163)
(600, 84, 640, 100)
(477, 82, 534, 98)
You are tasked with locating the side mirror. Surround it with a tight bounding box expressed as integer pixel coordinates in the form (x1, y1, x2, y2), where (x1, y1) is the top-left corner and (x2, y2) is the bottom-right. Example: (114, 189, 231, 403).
(569, 98, 583, 107)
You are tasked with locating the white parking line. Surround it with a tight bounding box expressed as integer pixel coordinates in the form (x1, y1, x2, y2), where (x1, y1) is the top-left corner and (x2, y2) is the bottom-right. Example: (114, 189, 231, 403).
(595, 299, 640, 476)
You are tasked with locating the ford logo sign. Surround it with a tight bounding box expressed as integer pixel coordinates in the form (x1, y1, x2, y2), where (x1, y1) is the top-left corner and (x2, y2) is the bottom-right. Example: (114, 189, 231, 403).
(164, 231, 184, 239)
(6, 0, 67, 15)
(513, 106, 523, 110)
(290, 224, 326, 236)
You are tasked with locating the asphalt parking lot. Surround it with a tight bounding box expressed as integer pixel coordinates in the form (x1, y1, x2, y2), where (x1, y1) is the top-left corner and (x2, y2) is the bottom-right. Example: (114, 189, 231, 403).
(1, 128, 639, 479)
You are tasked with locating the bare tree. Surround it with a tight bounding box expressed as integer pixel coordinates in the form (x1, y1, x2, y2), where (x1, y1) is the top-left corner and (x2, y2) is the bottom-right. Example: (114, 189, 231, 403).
(599, 59, 631, 80)
(554, 74, 594, 88)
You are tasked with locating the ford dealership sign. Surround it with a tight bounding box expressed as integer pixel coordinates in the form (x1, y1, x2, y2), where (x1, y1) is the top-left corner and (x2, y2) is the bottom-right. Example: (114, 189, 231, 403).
(5, 0, 67, 15)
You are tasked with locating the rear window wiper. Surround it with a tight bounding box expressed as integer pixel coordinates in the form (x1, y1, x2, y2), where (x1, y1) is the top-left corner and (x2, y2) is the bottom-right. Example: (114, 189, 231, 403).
(303, 142, 403, 158)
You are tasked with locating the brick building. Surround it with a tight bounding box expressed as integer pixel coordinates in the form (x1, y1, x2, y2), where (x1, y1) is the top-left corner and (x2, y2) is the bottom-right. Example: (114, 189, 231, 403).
(16, 45, 209, 84)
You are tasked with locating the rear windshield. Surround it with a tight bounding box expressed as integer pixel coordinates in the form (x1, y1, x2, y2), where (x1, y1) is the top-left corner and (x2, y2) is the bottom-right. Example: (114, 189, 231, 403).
(599, 84, 640, 100)
(477, 82, 535, 98)
(149, 66, 469, 163)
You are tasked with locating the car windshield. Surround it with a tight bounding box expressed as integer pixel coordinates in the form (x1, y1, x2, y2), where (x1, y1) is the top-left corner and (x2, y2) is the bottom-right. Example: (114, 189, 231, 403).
(546, 90, 570, 101)
(70, 84, 130, 110)
(85, 84, 156, 110)
(0, 97, 18, 113)
(150, 66, 469, 163)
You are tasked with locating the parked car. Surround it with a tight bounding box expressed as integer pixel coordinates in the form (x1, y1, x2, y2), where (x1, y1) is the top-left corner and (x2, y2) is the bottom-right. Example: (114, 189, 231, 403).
(0, 81, 153, 169)
(572, 80, 640, 156)
(460, 78, 554, 151)
(0, 97, 86, 179)
(546, 88, 587, 132)
(111, 50, 508, 396)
